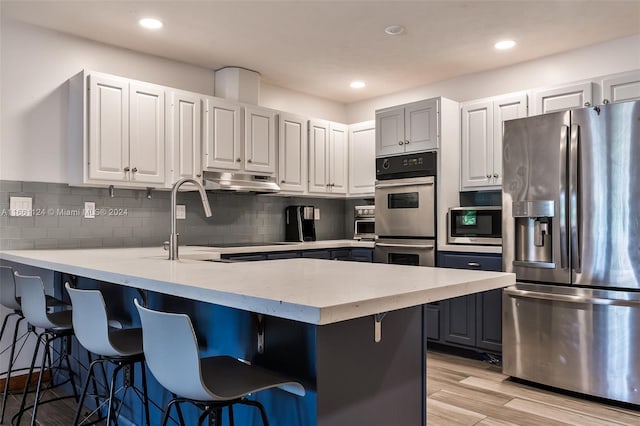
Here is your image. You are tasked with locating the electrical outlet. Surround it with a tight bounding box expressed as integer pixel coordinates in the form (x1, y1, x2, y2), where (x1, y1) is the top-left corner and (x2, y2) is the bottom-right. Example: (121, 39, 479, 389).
(9, 196, 32, 216)
(314, 208, 320, 220)
(84, 202, 95, 218)
(176, 205, 186, 219)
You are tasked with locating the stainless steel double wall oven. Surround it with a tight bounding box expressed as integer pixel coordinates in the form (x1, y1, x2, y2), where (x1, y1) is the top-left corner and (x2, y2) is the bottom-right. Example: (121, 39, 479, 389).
(374, 152, 437, 267)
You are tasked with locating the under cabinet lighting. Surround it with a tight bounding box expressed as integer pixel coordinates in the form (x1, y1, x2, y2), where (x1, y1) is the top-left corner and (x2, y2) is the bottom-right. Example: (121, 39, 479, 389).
(139, 18, 163, 30)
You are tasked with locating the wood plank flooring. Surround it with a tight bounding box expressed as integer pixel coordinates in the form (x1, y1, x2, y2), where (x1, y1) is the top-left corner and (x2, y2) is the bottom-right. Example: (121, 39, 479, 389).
(2, 350, 639, 425)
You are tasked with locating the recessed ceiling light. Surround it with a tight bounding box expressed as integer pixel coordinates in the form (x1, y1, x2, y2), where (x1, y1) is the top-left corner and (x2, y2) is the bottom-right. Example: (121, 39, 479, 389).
(384, 25, 405, 36)
(495, 40, 516, 50)
(139, 18, 163, 30)
(350, 81, 366, 89)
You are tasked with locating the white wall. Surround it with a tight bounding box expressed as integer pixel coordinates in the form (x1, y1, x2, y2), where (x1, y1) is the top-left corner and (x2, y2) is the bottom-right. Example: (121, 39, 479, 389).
(0, 19, 346, 183)
(346, 34, 640, 123)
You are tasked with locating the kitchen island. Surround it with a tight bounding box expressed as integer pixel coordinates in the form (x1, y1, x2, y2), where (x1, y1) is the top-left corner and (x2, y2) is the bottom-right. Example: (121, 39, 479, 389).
(0, 246, 514, 426)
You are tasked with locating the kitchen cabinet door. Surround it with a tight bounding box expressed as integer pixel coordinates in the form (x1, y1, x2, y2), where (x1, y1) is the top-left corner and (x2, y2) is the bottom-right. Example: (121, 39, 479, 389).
(405, 98, 438, 152)
(170, 90, 202, 184)
(203, 97, 242, 171)
(375, 107, 405, 156)
(531, 82, 594, 115)
(87, 73, 129, 182)
(443, 295, 476, 346)
(329, 122, 348, 194)
(129, 82, 166, 185)
(601, 70, 640, 104)
(244, 106, 276, 174)
(348, 121, 375, 196)
(461, 100, 493, 189)
(278, 112, 308, 193)
(308, 119, 330, 194)
(492, 93, 527, 187)
(476, 289, 502, 352)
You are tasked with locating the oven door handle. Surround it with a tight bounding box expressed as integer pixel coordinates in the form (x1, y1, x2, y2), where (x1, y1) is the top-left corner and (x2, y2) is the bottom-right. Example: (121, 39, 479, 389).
(375, 243, 435, 250)
(375, 181, 434, 189)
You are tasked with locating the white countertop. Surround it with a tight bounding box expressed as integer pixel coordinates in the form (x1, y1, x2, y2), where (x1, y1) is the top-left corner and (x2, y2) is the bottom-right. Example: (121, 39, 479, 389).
(0, 245, 514, 325)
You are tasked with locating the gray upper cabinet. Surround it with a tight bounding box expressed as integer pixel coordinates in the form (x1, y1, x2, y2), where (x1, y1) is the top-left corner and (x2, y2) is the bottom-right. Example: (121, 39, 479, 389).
(375, 98, 438, 156)
(601, 70, 640, 104)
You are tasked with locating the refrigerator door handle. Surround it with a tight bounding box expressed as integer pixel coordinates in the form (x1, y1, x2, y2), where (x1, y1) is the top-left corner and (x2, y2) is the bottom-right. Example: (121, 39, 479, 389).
(569, 123, 581, 273)
(504, 287, 640, 307)
(559, 125, 569, 270)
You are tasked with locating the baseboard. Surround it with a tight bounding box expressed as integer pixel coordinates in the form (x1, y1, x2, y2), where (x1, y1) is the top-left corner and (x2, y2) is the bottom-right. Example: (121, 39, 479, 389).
(0, 369, 52, 392)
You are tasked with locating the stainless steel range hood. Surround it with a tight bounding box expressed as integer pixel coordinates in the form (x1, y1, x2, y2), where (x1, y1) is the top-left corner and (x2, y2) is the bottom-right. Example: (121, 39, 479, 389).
(202, 171, 280, 193)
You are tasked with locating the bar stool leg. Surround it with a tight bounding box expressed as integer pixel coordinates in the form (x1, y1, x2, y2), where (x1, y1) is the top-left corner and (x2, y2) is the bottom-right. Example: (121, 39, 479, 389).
(106, 363, 124, 426)
(30, 334, 54, 426)
(73, 357, 101, 425)
(14, 330, 44, 425)
(0, 315, 24, 424)
(140, 362, 151, 426)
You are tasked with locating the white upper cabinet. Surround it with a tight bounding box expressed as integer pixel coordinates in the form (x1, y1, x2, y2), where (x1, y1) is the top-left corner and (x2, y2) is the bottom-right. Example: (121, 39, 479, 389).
(169, 90, 202, 184)
(531, 82, 594, 115)
(82, 71, 166, 187)
(308, 120, 347, 195)
(203, 97, 242, 171)
(278, 112, 308, 193)
(376, 98, 438, 156)
(243, 106, 276, 175)
(348, 121, 375, 196)
(461, 92, 527, 190)
(601, 70, 640, 104)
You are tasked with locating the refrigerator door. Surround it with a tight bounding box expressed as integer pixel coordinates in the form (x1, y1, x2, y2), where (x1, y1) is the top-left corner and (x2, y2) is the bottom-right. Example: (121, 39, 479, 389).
(570, 100, 640, 289)
(502, 111, 571, 284)
(503, 283, 640, 405)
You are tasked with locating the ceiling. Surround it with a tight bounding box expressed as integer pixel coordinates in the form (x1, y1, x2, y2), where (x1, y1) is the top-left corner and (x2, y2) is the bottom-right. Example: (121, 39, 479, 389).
(2, 1, 639, 104)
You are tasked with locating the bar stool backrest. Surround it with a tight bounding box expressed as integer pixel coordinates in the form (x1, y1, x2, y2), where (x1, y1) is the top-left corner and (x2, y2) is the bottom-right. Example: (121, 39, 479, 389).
(14, 273, 54, 329)
(134, 299, 213, 401)
(0, 266, 21, 310)
(65, 284, 120, 357)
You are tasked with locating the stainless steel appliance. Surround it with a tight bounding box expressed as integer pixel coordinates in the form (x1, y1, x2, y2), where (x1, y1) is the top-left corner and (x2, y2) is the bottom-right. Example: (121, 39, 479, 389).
(502, 100, 640, 405)
(285, 206, 316, 242)
(448, 206, 502, 246)
(374, 152, 436, 266)
(353, 205, 375, 240)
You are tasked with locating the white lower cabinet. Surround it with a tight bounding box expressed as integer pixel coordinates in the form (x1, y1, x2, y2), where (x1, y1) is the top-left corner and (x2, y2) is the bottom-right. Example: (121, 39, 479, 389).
(72, 71, 167, 188)
(461, 92, 527, 190)
(277, 112, 308, 193)
(348, 121, 375, 196)
(308, 120, 347, 195)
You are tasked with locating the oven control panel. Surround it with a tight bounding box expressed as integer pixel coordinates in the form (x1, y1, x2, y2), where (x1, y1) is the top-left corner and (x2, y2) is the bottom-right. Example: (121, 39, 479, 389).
(376, 151, 437, 180)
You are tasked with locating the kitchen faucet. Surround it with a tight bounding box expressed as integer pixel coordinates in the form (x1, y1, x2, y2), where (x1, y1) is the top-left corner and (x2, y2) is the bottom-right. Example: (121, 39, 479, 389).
(168, 177, 212, 260)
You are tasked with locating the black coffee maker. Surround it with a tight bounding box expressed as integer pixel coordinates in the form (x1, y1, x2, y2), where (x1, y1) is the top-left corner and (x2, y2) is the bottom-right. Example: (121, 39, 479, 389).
(285, 206, 316, 242)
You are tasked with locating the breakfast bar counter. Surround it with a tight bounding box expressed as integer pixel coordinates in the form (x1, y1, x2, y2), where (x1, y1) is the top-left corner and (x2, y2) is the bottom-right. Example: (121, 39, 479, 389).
(0, 247, 514, 426)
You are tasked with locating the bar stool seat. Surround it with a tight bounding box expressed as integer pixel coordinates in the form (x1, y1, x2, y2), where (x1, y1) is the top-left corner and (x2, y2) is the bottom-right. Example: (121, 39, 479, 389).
(134, 299, 305, 426)
(65, 283, 150, 426)
(13, 272, 80, 426)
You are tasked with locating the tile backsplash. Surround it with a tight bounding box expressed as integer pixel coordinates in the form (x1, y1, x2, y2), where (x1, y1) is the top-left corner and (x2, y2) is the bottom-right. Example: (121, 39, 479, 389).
(0, 180, 367, 250)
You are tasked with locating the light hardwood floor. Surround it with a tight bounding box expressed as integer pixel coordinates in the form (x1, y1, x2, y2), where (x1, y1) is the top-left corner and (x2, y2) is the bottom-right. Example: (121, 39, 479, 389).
(426, 350, 640, 426)
(3, 350, 639, 425)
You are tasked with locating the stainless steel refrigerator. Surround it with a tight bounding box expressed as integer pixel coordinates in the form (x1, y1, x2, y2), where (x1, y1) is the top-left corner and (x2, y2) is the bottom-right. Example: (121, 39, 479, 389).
(501, 100, 640, 405)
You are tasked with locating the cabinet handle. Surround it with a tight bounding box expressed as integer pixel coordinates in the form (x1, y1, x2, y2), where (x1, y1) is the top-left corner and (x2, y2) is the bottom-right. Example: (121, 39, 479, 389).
(493, 173, 499, 178)
(236, 158, 241, 162)
(281, 180, 285, 184)
(467, 262, 481, 268)
(398, 141, 404, 145)
(603, 99, 610, 104)
(131, 167, 138, 173)
(584, 102, 591, 107)
(405, 140, 410, 144)
(124, 167, 130, 172)
(196, 174, 201, 178)
(486, 174, 491, 179)
(247, 159, 253, 163)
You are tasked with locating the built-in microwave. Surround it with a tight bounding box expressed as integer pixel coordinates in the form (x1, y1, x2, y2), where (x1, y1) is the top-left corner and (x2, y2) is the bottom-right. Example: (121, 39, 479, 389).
(448, 206, 502, 245)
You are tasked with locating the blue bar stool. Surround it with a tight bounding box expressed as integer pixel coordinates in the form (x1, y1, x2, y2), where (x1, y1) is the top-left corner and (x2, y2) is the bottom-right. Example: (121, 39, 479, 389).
(65, 284, 151, 426)
(134, 299, 305, 426)
(12, 272, 80, 426)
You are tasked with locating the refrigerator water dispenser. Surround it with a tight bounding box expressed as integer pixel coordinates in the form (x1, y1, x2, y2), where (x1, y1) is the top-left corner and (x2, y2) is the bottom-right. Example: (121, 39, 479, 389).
(512, 200, 555, 268)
